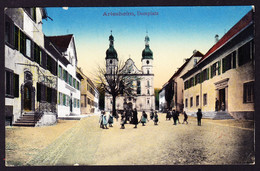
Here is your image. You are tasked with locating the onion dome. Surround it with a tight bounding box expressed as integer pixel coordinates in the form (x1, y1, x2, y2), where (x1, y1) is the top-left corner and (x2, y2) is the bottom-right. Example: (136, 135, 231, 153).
(142, 35, 153, 60)
(106, 33, 118, 60)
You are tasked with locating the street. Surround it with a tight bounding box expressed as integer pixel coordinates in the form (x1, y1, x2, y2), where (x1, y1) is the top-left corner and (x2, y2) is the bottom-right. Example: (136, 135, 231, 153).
(6, 113, 254, 166)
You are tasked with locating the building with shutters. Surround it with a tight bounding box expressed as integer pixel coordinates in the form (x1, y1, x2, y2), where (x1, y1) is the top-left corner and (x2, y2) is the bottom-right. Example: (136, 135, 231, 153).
(181, 10, 254, 119)
(105, 33, 155, 112)
(4, 8, 59, 126)
(77, 67, 100, 114)
(47, 34, 81, 117)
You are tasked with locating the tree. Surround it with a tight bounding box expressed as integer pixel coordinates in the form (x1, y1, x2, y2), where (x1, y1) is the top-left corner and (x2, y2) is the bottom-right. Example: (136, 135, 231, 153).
(95, 61, 140, 116)
(165, 80, 174, 110)
(154, 88, 160, 110)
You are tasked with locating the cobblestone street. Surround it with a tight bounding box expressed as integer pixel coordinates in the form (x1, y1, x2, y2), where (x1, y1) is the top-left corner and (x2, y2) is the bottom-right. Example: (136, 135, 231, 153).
(6, 113, 254, 166)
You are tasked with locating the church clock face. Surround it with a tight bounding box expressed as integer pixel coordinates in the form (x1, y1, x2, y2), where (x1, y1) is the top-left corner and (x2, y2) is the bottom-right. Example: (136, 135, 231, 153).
(146, 60, 149, 64)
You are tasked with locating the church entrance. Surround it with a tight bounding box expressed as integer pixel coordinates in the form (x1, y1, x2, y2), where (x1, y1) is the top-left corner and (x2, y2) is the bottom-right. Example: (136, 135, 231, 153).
(24, 83, 32, 111)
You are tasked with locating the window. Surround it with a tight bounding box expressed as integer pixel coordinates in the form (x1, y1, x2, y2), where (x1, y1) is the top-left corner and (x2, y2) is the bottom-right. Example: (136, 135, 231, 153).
(77, 81, 80, 90)
(58, 65, 62, 78)
(196, 95, 199, 106)
(47, 55, 53, 73)
(47, 87, 52, 103)
(63, 94, 66, 106)
(222, 53, 232, 73)
(24, 8, 36, 22)
(5, 70, 13, 97)
(147, 99, 150, 104)
(147, 89, 150, 95)
(20, 31, 26, 56)
(201, 68, 209, 83)
(185, 98, 188, 108)
(77, 99, 80, 108)
(232, 51, 237, 69)
(69, 74, 72, 85)
(147, 69, 150, 74)
(203, 94, 207, 106)
(63, 69, 68, 82)
(137, 80, 141, 95)
(5, 18, 13, 45)
(88, 98, 91, 105)
(190, 77, 194, 87)
(73, 78, 76, 88)
(14, 25, 19, 50)
(147, 80, 150, 87)
(74, 98, 77, 108)
(238, 41, 252, 66)
(244, 81, 254, 103)
(34, 44, 42, 65)
(26, 39, 31, 58)
(37, 83, 41, 101)
(190, 97, 193, 107)
(13, 73, 19, 97)
(195, 73, 200, 85)
(210, 61, 220, 78)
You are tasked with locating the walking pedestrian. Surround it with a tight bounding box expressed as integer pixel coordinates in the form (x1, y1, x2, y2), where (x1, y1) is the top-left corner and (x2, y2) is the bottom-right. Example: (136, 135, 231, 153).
(102, 112, 109, 129)
(120, 111, 126, 129)
(132, 108, 138, 128)
(182, 111, 188, 124)
(140, 111, 149, 126)
(108, 111, 114, 127)
(166, 109, 171, 120)
(150, 109, 154, 120)
(176, 111, 180, 124)
(172, 110, 177, 125)
(197, 108, 202, 126)
(153, 111, 159, 125)
(99, 111, 104, 128)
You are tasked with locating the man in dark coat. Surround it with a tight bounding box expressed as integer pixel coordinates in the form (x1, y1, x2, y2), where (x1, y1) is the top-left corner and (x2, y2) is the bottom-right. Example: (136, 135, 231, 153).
(215, 98, 219, 111)
(182, 111, 188, 124)
(172, 110, 177, 125)
(166, 109, 171, 120)
(150, 109, 154, 120)
(197, 108, 202, 126)
(132, 108, 138, 128)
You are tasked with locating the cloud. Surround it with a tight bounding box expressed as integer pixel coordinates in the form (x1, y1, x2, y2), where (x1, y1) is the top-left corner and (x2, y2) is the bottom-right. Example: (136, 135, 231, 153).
(62, 7, 69, 10)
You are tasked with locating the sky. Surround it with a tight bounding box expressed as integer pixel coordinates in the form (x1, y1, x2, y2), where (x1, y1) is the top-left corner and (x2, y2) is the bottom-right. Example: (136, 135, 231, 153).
(42, 6, 253, 89)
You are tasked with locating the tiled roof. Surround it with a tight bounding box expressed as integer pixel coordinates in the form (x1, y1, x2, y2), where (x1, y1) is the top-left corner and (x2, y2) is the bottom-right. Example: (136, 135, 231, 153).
(198, 10, 253, 64)
(47, 34, 73, 52)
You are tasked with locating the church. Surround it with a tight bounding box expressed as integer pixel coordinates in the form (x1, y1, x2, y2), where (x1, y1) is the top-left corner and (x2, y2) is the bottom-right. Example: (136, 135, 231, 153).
(104, 33, 155, 112)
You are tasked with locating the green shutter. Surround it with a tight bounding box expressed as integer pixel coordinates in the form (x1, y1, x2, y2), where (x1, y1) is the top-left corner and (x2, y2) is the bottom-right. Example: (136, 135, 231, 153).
(218, 61, 221, 75)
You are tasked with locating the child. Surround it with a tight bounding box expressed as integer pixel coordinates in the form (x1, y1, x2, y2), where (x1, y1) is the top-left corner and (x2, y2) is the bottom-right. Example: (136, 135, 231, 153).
(140, 111, 148, 126)
(108, 111, 114, 127)
(182, 111, 188, 124)
(153, 111, 159, 125)
(99, 111, 104, 128)
(120, 111, 126, 129)
(102, 112, 108, 129)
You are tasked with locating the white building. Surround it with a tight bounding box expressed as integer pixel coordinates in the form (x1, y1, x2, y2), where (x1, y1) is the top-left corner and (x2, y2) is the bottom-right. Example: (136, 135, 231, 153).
(5, 8, 58, 126)
(158, 87, 166, 112)
(47, 35, 81, 117)
(105, 34, 155, 112)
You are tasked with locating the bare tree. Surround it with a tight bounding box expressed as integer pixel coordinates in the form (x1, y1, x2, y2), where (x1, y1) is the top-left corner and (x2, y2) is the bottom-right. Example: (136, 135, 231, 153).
(95, 60, 141, 116)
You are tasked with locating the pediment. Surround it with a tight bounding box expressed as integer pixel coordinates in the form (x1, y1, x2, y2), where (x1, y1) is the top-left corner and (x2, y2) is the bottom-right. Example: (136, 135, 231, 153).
(120, 58, 142, 74)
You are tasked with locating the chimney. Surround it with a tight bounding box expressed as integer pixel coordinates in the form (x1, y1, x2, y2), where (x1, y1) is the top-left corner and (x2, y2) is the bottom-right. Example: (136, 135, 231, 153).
(215, 34, 219, 43)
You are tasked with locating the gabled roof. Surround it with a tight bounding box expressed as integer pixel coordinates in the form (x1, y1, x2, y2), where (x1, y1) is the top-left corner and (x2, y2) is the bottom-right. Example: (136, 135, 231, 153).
(168, 50, 204, 82)
(197, 10, 253, 64)
(119, 58, 142, 74)
(47, 34, 73, 52)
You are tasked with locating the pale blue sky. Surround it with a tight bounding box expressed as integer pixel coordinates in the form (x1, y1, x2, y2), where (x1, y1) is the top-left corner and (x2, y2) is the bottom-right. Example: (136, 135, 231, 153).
(43, 6, 252, 88)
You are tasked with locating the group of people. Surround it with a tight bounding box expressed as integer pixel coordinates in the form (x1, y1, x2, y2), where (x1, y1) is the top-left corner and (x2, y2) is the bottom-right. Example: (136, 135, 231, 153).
(99, 108, 203, 129)
(99, 109, 159, 129)
(166, 108, 202, 126)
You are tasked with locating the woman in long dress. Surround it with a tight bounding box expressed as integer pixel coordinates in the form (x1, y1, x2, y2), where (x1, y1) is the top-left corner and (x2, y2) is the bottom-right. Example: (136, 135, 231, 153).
(153, 111, 159, 125)
(108, 111, 114, 127)
(132, 108, 138, 128)
(140, 111, 148, 126)
(103, 112, 109, 129)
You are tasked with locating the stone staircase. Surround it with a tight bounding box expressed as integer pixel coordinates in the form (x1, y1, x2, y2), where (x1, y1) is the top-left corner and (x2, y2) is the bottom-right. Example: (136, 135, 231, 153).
(212, 111, 234, 120)
(13, 112, 42, 127)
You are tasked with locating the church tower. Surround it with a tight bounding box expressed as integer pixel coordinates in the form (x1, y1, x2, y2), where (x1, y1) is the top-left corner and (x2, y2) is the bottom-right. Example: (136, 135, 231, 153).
(106, 31, 118, 74)
(141, 34, 153, 75)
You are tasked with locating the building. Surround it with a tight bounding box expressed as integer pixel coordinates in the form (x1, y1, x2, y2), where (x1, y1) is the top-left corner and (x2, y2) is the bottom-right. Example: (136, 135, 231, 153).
(47, 34, 81, 117)
(158, 84, 166, 112)
(181, 10, 254, 119)
(105, 33, 155, 112)
(5, 8, 58, 126)
(77, 67, 100, 114)
(168, 50, 204, 112)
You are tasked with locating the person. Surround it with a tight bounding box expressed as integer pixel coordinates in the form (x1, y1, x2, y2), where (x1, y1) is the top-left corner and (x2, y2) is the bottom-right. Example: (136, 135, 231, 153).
(103, 112, 109, 129)
(99, 111, 104, 128)
(215, 98, 219, 111)
(172, 110, 177, 125)
(140, 111, 149, 126)
(108, 111, 114, 127)
(153, 111, 159, 125)
(182, 111, 188, 124)
(150, 109, 154, 120)
(120, 111, 126, 129)
(132, 108, 138, 128)
(166, 109, 171, 120)
(221, 101, 225, 111)
(176, 110, 180, 124)
(197, 108, 202, 126)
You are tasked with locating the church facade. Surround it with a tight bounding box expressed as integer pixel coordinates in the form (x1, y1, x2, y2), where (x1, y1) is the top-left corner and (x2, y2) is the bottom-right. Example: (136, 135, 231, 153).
(104, 34, 155, 112)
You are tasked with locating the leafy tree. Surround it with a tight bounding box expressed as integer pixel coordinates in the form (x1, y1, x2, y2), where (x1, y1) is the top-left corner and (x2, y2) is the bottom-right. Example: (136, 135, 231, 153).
(154, 88, 160, 110)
